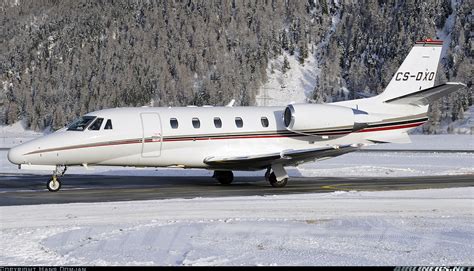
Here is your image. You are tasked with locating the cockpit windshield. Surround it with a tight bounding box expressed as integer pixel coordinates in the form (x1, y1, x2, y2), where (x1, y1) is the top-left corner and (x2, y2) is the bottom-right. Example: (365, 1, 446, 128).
(67, 116, 96, 131)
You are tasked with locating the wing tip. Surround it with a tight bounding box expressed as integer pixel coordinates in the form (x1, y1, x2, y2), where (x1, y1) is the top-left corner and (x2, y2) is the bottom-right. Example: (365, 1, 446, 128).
(446, 82, 467, 87)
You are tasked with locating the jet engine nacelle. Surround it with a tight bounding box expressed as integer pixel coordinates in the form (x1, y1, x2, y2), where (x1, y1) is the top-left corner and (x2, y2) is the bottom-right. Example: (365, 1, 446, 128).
(283, 104, 369, 133)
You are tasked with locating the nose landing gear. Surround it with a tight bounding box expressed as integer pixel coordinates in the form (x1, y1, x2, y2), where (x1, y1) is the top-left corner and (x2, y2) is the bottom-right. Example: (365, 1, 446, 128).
(47, 175, 61, 192)
(47, 165, 67, 192)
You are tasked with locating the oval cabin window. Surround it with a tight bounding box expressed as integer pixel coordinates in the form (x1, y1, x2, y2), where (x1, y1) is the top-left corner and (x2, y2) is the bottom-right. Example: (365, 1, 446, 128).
(261, 117, 269, 127)
(214, 117, 222, 128)
(170, 118, 179, 129)
(192, 118, 200, 128)
(235, 117, 243, 128)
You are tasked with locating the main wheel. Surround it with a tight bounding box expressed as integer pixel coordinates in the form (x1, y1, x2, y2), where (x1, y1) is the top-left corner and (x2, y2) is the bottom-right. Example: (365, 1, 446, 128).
(47, 176, 61, 192)
(214, 171, 234, 185)
(268, 172, 288, 188)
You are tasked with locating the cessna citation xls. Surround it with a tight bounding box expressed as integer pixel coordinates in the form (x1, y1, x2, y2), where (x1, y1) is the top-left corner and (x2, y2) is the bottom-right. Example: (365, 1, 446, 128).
(8, 39, 466, 191)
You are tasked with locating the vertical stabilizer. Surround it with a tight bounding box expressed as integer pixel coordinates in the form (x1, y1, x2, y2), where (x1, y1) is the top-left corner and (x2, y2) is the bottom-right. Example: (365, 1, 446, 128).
(379, 39, 443, 102)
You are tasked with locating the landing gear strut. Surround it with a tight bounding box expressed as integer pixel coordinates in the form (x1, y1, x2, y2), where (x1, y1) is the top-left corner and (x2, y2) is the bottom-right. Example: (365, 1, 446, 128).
(47, 165, 67, 192)
(265, 165, 288, 188)
(213, 170, 234, 185)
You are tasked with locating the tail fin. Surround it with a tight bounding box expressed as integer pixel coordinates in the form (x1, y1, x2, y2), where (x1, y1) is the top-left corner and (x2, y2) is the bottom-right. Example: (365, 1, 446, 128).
(379, 39, 443, 102)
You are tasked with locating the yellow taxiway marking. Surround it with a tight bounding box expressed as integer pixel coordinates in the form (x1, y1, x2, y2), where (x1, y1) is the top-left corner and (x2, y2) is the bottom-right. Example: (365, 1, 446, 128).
(320, 183, 354, 191)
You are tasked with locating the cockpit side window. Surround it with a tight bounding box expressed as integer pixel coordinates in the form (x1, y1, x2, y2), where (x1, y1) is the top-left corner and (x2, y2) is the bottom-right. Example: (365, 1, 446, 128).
(104, 119, 113, 130)
(67, 116, 96, 131)
(88, 118, 104, 130)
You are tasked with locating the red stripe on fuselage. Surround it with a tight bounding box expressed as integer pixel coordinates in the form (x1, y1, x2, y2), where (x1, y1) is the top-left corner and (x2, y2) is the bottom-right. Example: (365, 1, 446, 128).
(163, 133, 286, 142)
(357, 121, 425, 133)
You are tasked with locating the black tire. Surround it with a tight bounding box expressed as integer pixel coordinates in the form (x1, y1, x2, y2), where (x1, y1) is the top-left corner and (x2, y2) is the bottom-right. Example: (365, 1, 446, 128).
(214, 171, 234, 185)
(47, 177, 61, 192)
(265, 169, 271, 181)
(268, 172, 288, 188)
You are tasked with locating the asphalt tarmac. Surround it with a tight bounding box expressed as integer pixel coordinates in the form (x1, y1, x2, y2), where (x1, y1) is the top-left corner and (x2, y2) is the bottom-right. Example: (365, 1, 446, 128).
(0, 173, 473, 206)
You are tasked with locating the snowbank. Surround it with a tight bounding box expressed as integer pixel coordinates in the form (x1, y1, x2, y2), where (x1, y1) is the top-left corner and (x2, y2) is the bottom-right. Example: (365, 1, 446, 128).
(0, 187, 472, 265)
(0, 120, 42, 148)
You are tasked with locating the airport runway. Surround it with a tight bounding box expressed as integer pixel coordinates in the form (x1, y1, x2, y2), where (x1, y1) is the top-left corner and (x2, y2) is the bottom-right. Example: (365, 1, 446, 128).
(0, 173, 473, 206)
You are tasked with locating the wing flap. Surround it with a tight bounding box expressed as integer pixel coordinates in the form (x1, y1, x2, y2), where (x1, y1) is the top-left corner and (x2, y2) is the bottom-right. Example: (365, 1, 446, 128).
(204, 144, 359, 170)
(384, 82, 466, 106)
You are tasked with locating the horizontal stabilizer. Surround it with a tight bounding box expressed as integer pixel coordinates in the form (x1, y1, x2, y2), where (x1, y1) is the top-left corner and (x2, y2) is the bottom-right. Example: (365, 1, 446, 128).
(366, 131, 412, 144)
(384, 82, 466, 105)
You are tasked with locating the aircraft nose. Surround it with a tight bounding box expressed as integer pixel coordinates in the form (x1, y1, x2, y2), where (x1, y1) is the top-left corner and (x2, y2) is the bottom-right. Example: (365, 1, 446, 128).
(7, 146, 23, 165)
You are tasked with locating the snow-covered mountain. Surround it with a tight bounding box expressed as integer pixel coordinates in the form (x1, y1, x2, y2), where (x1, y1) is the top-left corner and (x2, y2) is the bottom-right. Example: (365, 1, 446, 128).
(1, 0, 471, 133)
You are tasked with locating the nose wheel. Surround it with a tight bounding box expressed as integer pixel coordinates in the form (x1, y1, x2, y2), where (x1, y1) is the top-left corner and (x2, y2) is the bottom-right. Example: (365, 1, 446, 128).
(47, 176, 61, 192)
(47, 165, 67, 192)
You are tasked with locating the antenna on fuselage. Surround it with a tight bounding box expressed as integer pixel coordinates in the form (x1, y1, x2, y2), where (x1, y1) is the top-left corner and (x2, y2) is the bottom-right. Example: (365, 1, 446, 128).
(226, 99, 235, 107)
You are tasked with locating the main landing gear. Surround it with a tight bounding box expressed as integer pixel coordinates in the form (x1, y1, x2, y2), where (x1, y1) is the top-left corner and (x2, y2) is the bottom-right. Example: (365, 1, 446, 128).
(213, 164, 289, 188)
(213, 170, 234, 185)
(47, 165, 67, 192)
(265, 164, 288, 188)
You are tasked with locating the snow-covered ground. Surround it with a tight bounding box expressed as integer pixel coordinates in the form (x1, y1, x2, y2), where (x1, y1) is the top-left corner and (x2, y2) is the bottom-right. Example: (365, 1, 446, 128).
(367, 134, 473, 150)
(0, 187, 472, 266)
(255, 51, 319, 106)
(297, 151, 473, 177)
(0, 120, 43, 149)
(441, 105, 474, 134)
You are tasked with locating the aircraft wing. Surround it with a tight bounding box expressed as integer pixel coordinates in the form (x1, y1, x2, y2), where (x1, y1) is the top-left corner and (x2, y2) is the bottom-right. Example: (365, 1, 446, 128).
(384, 82, 466, 106)
(203, 144, 359, 170)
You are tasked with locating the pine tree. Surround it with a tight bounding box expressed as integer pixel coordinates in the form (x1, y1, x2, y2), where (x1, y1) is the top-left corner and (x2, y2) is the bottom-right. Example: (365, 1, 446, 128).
(428, 102, 442, 134)
(298, 41, 308, 65)
(282, 56, 290, 74)
(288, 39, 295, 55)
(281, 31, 289, 51)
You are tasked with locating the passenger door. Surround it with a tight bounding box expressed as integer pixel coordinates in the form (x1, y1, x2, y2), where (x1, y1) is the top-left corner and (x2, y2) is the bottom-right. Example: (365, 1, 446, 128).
(140, 113, 162, 157)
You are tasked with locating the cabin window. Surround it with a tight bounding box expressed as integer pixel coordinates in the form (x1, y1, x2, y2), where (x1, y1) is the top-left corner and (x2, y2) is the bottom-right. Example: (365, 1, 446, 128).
(214, 117, 222, 128)
(235, 117, 243, 128)
(88, 118, 104, 130)
(192, 118, 200, 128)
(67, 116, 96, 131)
(261, 117, 269, 127)
(170, 118, 179, 129)
(104, 119, 113, 130)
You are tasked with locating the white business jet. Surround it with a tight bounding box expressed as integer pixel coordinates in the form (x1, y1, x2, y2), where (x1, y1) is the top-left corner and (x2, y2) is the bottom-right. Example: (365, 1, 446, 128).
(7, 39, 466, 191)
